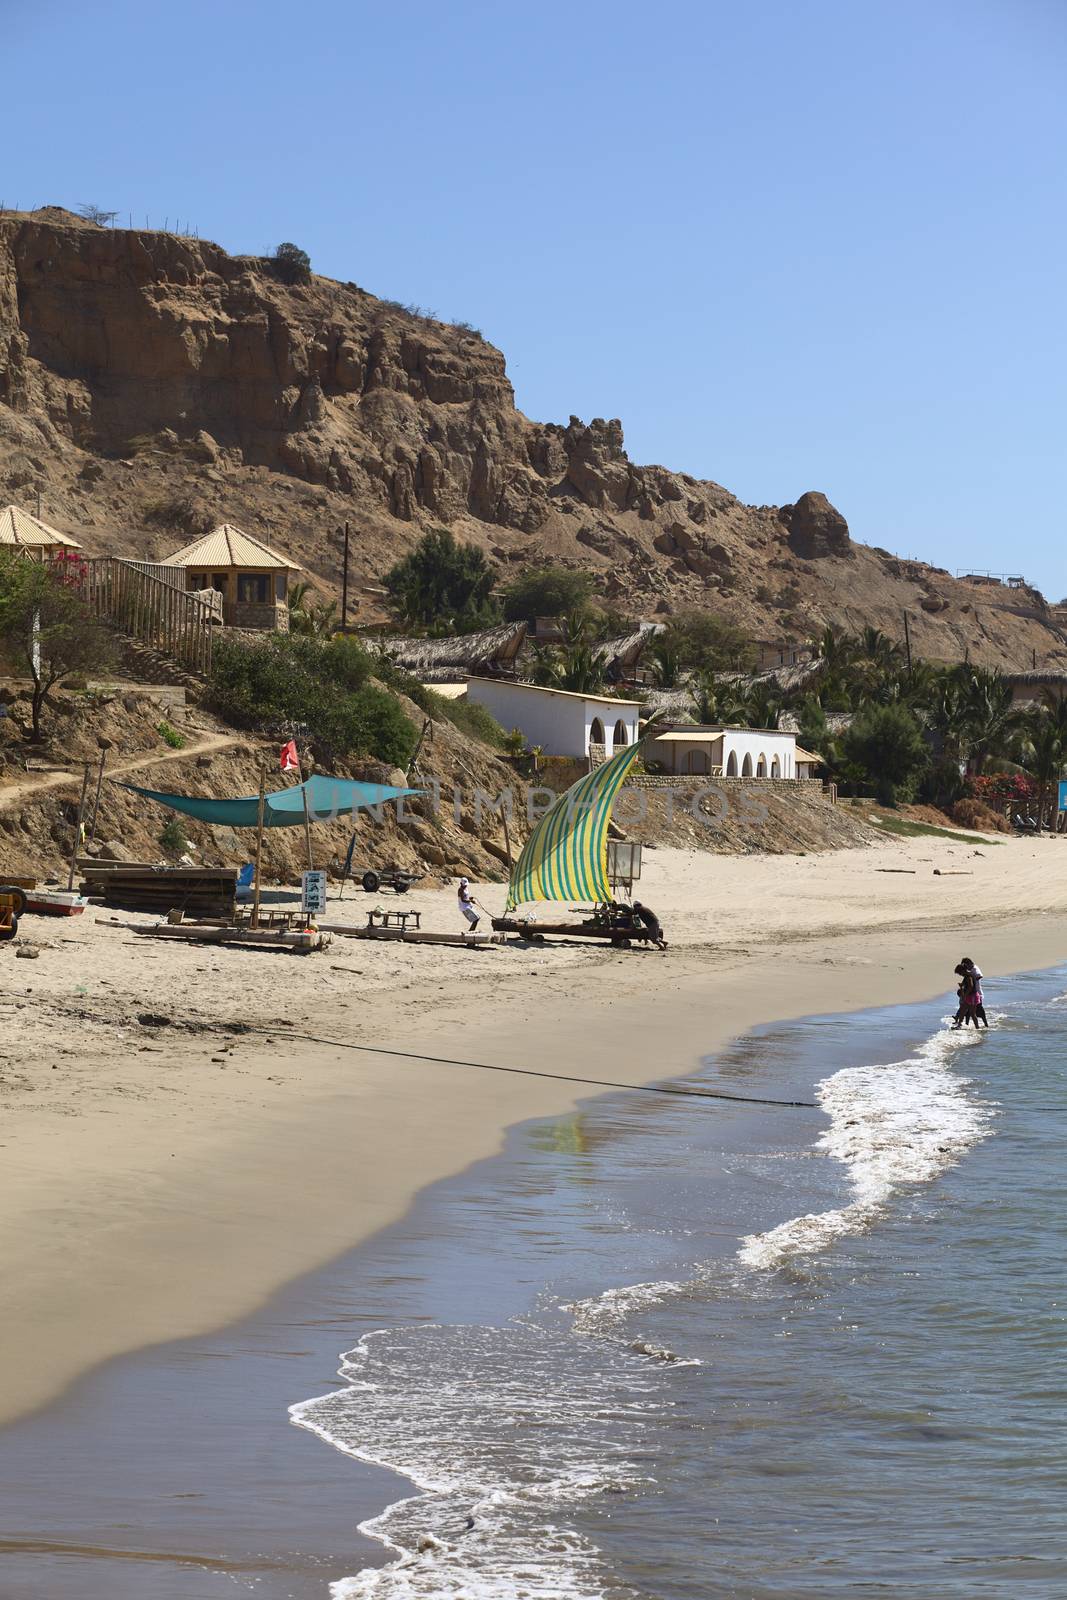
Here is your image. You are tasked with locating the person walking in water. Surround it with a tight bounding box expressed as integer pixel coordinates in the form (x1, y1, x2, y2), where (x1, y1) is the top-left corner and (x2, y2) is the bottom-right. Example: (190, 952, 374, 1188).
(457, 876, 483, 935)
(953, 957, 988, 1028)
(961, 957, 988, 1027)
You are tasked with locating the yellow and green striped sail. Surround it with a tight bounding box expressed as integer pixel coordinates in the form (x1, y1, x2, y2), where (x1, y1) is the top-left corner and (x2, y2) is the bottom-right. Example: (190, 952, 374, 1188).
(506, 739, 643, 911)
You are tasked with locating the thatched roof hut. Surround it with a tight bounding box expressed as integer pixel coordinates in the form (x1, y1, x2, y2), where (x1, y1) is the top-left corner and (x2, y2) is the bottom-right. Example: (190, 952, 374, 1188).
(594, 622, 662, 683)
(371, 621, 528, 683)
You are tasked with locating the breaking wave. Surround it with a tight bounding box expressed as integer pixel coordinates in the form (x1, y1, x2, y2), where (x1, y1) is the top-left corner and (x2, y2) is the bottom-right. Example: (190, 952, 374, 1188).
(291, 1324, 657, 1598)
(739, 1022, 993, 1270)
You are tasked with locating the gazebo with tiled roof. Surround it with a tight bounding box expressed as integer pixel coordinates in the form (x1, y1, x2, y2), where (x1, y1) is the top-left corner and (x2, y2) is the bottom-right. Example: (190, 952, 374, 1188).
(165, 524, 301, 631)
(0, 505, 83, 555)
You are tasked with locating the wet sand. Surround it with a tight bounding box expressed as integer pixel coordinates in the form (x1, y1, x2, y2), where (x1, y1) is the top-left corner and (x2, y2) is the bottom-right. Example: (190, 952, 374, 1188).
(3, 831, 1067, 1439)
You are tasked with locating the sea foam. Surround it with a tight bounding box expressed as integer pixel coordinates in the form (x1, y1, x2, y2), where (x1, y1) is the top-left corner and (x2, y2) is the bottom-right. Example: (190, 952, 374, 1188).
(291, 1324, 655, 1598)
(738, 1023, 992, 1270)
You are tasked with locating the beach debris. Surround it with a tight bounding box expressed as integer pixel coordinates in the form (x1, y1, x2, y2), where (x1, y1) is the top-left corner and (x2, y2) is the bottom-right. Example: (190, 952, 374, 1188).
(630, 1339, 681, 1362)
(15, 945, 40, 959)
(137, 1012, 172, 1028)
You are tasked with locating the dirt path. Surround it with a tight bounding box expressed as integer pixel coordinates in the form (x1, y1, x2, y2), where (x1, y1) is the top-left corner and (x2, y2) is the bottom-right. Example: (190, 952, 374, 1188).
(0, 730, 242, 809)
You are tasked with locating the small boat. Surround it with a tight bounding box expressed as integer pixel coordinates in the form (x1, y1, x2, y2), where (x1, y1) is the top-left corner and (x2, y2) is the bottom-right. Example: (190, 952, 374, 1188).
(24, 889, 88, 917)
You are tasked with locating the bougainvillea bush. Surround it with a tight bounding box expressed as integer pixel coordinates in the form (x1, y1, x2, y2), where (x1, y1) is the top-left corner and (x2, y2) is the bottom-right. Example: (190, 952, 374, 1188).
(966, 773, 1036, 806)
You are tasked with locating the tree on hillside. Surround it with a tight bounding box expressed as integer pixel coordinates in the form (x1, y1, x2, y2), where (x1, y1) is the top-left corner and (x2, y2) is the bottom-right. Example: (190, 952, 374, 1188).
(0, 556, 115, 740)
(842, 702, 928, 804)
(271, 242, 312, 285)
(501, 566, 593, 622)
(659, 610, 755, 673)
(384, 528, 499, 631)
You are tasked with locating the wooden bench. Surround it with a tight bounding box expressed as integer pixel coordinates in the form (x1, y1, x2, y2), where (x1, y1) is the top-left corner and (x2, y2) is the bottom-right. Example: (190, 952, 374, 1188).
(366, 908, 421, 932)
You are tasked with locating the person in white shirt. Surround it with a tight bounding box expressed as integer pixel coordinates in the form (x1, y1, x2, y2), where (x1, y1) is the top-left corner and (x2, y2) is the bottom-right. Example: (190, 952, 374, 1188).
(457, 876, 481, 933)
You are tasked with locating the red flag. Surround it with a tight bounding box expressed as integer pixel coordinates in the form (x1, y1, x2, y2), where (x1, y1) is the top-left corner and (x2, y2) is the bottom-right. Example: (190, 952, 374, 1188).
(280, 739, 300, 773)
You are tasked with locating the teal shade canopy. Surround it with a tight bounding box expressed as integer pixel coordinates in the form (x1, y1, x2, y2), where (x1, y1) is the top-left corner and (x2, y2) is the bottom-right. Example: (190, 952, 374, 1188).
(117, 774, 418, 829)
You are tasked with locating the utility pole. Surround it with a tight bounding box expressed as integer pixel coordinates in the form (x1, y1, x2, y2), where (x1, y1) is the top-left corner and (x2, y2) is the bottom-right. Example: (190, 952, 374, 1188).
(341, 521, 350, 631)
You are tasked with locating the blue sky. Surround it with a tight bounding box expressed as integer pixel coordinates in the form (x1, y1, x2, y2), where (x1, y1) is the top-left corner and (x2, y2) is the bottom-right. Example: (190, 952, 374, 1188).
(8, 0, 1065, 595)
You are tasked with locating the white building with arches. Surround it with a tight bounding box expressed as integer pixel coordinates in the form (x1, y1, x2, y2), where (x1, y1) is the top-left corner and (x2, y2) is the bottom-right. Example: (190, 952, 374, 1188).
(647, 725, 797, 778)
(465, 677, 641, 759)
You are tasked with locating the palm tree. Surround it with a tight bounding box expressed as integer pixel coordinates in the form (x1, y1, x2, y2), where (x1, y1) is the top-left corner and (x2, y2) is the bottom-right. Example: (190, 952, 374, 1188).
(287, 580, 314, 635)
(689, 671, 719, 724)
(858, 625, 903, 670)
(1015, 707, 1066, 830)
(926, 676, 969, 765)
(648, 639, 682, 689)
(311, 600, 339, 637)
(960, 667, 1022, 774)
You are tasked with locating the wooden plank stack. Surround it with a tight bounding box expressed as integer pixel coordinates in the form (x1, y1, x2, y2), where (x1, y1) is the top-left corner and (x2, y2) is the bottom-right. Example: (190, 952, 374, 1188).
(78, 861, 237, 920)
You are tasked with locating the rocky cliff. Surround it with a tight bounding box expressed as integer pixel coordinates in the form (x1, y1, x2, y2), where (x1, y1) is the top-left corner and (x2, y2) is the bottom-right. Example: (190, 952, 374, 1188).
(1, 207, 1062, 669)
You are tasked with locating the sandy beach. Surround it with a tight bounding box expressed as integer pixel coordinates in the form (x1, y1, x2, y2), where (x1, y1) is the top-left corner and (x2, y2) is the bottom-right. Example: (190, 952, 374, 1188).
(3, 825, 1067, 1430)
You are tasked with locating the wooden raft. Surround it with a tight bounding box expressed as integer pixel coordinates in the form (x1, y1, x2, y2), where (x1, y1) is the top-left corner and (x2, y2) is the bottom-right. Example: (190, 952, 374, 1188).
(133, 922, 324, 953)
(79, 862, 237, 919)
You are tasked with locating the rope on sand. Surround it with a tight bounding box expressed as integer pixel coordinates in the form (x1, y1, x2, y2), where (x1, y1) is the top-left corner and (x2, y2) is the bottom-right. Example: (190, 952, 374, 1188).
(236, 1025, 820, 1110)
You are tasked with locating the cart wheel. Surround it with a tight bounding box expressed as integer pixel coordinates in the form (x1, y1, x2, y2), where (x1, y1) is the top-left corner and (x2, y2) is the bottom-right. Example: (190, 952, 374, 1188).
(0, 886, 27, 917)
(394, 882, 409, 894)
(0, 915, 18, 942)
(612, 937, 632, 950)
(362, 871, 380, 894)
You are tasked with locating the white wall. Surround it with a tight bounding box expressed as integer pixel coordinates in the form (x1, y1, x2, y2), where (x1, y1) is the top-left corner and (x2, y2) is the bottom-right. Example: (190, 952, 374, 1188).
(720, 729, 796, 778)
(648, 735, 725, 775)
(466, 680, 639, 757)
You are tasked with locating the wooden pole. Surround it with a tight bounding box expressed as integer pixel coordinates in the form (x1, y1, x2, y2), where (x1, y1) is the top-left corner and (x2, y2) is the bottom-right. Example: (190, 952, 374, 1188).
(251, 766, 267, 929)
(67, 762, 92, 893)
(301, 780, 314, 871)
(341, 520, 350, 630)
(903, 609, 912, 673)
(501, 807, 513, 873)
(87, 745, 109, 844)
(337, 830, 357, 900)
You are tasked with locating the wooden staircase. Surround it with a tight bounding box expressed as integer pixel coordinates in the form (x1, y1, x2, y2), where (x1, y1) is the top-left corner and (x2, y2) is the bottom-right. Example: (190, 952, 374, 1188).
(73, 557, 215, 687)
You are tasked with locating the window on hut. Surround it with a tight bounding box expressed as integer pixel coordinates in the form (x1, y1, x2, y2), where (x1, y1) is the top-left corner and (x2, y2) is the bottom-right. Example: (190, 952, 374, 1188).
(238, 573, 270, 604)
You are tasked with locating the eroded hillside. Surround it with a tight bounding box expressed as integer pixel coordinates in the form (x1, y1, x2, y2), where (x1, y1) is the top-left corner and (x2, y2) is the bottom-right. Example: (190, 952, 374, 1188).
(1, 207, 1062, 670)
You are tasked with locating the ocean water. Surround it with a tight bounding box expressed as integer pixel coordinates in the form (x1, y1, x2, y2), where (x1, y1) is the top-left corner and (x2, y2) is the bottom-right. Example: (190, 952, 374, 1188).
(2, 970, 1064, 1600)
(292, 969, 1067, 1600)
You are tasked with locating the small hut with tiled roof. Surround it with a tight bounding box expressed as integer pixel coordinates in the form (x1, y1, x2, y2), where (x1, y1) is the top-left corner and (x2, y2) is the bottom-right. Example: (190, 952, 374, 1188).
(165, 524, 301, 631)
(0, 505, 83, 554)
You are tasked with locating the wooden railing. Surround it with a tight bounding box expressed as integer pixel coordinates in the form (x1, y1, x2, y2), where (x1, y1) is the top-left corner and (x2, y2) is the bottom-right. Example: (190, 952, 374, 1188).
(74, 557, 215, 675)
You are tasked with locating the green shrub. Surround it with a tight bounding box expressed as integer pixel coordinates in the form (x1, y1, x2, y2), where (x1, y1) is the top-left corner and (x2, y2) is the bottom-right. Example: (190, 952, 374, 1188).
(159, 818, 188, 856)
(208, 635, 414, 767)
(384, 528, 499, 630)
(659, 610, 756, 673)
(271, 242, 311, 285)
(156, 720, 186, 749)
(501, 567, 594, 622)
(842, 703, 928, 805)
(373, 658, 508, 749)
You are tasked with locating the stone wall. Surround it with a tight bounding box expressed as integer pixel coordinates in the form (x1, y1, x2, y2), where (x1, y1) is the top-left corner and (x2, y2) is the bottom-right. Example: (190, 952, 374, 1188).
(231, 600, 289, 633)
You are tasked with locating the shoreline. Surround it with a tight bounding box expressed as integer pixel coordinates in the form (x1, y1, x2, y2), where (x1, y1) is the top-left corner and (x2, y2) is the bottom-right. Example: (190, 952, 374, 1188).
(5, 851, 1067, 1430)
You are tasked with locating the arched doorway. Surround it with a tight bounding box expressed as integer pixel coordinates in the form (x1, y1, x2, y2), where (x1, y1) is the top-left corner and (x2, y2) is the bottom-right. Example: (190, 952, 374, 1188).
(589, 717, 605, 749)
(771, 756, 781, 778)
(741, 753, 753, 777)
(756, 756, 767, 777)
(613, 719, 629, 749)
(726, 750, 738, 776)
